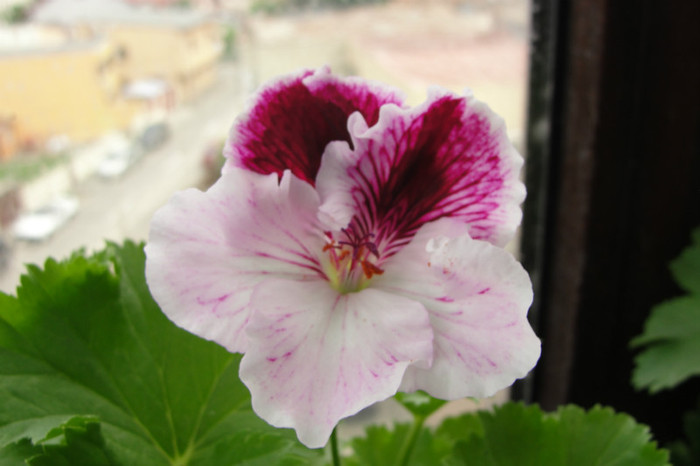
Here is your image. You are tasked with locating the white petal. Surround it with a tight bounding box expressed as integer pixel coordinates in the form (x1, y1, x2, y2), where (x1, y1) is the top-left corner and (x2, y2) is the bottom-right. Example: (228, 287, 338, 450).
(145, 169, 325, 353)
(373, 218, 540, 399)
(239, 279, 433, 448)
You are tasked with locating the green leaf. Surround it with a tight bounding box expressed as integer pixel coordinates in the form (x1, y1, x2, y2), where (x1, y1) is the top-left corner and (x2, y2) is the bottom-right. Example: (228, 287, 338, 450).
(0, 438, 35, 466)
(0, 242, 320, 465)
(630, 297, 700, 391)
(669, 401, 700, 466)
(439, 402, 669, 466)
(669, 227, 700, 295)
(631, 227, 700, 392)
(343, 402, 668, 465)
(438, 402, 560, 466)
(0, 416, 113, 466)
(555, 405, 668, 466)
(394, 391, 447, 419)
(344, 423, 451, 466)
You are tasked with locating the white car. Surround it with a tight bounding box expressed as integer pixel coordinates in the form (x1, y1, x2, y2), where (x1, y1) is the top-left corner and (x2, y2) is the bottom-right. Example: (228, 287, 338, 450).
(96, 134, 141, 179)
(12, 195, 79, 242)
(97, 150, 132, 178)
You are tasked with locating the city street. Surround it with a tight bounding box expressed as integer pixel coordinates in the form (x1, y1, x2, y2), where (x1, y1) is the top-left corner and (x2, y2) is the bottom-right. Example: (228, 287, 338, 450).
(0, 63, 245, 293)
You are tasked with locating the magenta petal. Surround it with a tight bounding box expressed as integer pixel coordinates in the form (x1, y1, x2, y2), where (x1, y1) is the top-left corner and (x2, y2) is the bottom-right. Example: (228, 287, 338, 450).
(303, 67, 406, 128)
(239, 279, 433, 448)
(317, 87, 525, 251)
(145, 169, 325, 353)
(224, 67, 405, 185)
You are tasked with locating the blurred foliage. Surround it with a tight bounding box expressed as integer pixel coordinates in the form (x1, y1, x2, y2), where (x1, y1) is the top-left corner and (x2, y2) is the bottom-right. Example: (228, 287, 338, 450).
(223, 26, 237, 60)
(0, 153, 69, 183)
(630, 227, 700, 466)
(1, 4, 29, 24)
(394, 391, 447, 419)
(345, 402, 669, 466)
(668, 401, 700, 466)
(631, 227, 700, 392)
(345, 423, 450, 466)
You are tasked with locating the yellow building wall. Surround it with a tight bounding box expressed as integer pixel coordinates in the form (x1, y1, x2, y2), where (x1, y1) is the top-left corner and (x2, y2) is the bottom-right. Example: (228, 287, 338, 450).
(109, 21, 222, 102)
(0, 40, 135, 147)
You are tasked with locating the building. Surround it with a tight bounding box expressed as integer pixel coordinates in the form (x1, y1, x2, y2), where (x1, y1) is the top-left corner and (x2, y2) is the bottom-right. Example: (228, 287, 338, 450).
(0, 0, 224, 158)
(0, 26, 135, 155)
(33, 0, 224, 103)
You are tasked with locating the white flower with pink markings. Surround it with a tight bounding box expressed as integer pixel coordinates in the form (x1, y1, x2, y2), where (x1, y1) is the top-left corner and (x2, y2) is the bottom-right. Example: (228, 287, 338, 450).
(145, 67, 540, 448)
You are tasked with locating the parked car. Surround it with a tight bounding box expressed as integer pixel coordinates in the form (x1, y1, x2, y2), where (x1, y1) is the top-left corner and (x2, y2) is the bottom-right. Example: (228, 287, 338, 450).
(139, 122, 169, 152)
(96, 133, 142, 179)
(12, 195, 79, 242)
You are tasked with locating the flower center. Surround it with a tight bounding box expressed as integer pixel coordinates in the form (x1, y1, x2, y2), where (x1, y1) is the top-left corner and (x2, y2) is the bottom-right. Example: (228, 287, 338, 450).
(322, 225, 384, 293)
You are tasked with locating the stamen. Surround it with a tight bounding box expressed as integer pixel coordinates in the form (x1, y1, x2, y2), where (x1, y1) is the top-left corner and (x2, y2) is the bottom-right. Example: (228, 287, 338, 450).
(361, 260, 384, 279)
(323, 226, 384, 292)
(365, 242, 380, 258)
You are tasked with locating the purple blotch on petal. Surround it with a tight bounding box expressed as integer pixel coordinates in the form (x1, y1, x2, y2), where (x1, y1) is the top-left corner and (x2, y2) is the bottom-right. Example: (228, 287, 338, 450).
(318, 89, 524, 254)
(227, 68, 405, 185)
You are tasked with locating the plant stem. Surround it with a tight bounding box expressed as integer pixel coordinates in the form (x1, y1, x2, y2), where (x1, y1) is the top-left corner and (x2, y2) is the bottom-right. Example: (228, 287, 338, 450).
(330, 426, 341, 466)
(396, 415, 426, 466)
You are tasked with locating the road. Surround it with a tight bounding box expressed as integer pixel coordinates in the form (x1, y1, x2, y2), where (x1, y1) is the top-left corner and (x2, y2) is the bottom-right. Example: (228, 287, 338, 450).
(0, 63, 246, 294)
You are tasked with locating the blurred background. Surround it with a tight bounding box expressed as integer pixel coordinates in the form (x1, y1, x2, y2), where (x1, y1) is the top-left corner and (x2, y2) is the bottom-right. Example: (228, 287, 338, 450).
(0, 0, 529, 295)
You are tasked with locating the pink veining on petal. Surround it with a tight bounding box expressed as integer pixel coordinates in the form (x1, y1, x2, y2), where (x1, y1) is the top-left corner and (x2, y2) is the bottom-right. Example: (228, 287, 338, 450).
(225, 67, 405, 185)
(145, 168, 326, 354)
(239, 279, 433, 448)
(317, 87, 525, 253)
(372, 218, 540, 400)
(303, 67, 406, 128)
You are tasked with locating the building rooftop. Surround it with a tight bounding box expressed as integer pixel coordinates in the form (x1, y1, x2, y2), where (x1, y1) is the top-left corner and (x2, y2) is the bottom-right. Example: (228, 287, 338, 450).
(0, 25, 107, 57)
(32, 0, 212, 28)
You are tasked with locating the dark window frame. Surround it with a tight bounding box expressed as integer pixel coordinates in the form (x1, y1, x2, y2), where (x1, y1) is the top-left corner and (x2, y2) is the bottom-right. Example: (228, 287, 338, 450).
(518, 0, 700, 442)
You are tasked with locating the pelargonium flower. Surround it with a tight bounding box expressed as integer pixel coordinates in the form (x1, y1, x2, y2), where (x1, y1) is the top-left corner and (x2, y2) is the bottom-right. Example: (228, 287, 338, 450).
(145, 67, 540, 448)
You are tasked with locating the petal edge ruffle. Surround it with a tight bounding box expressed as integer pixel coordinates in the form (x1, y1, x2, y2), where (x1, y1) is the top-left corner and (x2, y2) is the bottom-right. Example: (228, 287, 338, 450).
(373, 218, 540, 399)
(316, 87, 525, 253)
(224, 67, 405, 185)
(145, 169, 325, 353)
